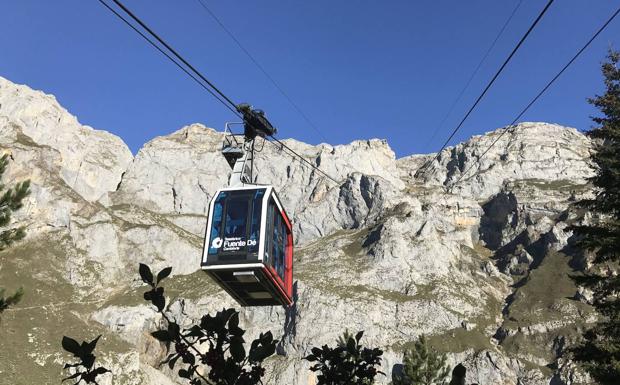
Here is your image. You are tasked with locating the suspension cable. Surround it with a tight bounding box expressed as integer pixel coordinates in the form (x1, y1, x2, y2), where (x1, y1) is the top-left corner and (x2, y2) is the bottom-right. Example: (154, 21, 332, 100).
(415, 0, 555, 177)
(423, 0, 524, 150)
(109, 0, 239, 110)
(195, 0, 331, 144)
(266, 136, 339, 184)
(95, 0, 236, 116)
(448, 5, 620, 190)
(97, 0, 341, 184)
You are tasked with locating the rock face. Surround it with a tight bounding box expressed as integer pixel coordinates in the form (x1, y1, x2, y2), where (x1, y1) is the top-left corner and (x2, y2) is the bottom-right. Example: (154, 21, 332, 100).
(0, 77, 133, 204)
(0, 77, 596, 385)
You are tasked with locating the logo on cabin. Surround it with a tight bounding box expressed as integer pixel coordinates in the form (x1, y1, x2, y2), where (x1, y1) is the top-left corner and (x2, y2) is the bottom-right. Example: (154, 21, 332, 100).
(212, 237, 257, 252)
(223, 237, 245, 251)
(211, 237, 223, 249)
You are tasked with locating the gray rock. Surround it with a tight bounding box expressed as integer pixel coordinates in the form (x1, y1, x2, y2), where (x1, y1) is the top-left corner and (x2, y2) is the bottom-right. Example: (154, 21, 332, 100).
(0, 77, 597, 385)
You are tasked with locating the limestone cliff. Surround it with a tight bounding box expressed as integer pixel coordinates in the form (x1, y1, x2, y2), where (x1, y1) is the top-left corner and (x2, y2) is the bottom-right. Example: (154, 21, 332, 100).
(0, 76, 596, 385)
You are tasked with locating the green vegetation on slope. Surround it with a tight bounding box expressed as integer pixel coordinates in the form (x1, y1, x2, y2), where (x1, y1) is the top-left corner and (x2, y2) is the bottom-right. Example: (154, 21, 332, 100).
(500, 251, 593, 369)
(0, 234, 137, 385)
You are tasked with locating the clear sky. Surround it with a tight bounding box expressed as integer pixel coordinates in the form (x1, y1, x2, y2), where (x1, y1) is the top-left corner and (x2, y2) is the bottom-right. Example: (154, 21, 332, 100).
(1, 1, 619, 157)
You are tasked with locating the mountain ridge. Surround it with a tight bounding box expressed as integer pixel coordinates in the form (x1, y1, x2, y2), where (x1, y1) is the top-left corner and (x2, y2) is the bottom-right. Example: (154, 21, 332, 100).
(0, 76, 595, 385)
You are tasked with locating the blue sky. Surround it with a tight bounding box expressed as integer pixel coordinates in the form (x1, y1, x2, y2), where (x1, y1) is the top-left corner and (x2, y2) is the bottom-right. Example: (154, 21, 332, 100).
(1, 1, 619, 157)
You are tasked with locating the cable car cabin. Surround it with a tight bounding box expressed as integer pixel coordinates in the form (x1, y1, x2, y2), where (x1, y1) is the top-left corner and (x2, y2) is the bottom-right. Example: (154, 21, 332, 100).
(201, 186, 293, 307)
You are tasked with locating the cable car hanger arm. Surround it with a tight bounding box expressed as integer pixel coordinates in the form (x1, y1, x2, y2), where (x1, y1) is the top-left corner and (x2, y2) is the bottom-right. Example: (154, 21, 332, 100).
(99, 0, 339, 185)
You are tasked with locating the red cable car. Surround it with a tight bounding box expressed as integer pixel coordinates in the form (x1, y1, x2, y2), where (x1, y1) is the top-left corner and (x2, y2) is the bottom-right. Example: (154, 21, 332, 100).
(201, 105, 294, 307)
(201, 186, 293, 306)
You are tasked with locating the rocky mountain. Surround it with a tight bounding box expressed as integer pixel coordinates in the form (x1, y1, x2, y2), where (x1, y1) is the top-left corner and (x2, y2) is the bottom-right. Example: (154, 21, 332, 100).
(0, 76, 597, 385)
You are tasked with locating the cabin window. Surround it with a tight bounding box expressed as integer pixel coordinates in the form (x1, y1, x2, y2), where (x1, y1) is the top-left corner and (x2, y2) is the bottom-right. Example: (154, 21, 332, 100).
(224, 197, 249, 239)
(207, 188, 267, 259)
(208, 192, 226, 255)
(248, 189, 264, 254)
(264, 199, 274, 267)
(275, 211, 286, 280)
(265, 198, 286, 282)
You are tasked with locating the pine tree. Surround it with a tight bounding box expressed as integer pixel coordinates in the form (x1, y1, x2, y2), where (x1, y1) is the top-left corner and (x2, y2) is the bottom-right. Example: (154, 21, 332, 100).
(0, 287, 24, 313)
(0, 153, 30, 315)
(0, 154, 30, 250)
(305, 330, 384, 385)
(570, 49, 620, 384)
(393, 335, 449, 385)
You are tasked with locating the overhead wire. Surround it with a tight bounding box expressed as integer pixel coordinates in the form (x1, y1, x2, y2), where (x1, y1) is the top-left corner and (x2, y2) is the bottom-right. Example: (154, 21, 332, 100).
(448, 5, 620, 190)
(97, 0, 340, 184)
(267, 136, 339, 184)
(416, 0, 555, 176)
(195, 0, 331, 144)
(108, 0, 239, 110)
(95, 0, 235, 115)
(423, 0, 524, 150)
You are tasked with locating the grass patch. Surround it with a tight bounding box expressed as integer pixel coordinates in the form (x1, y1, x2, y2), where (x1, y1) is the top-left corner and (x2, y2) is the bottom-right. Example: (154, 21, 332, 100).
(499, 251, 594, 372)
(107, 204, 204, 249)
(427, 328, 494, 353)
(0, 234, 137, 384)
(0, 303, 135, 385)
(503, 251, 593, 327)
(0, 233, 77, 306)
(501, 326, 576, 375)
(296, 229, 392, 301)
(163, 270, 220, 301)
(518, 178, 589, 192)
(340, 228, 372, 261)
(103, 270, 220, 308)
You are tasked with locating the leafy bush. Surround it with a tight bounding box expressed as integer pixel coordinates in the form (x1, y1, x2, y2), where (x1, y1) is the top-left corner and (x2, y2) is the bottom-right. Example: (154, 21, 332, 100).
(61, 335, 110, 384)
(140, 263, 277, 385)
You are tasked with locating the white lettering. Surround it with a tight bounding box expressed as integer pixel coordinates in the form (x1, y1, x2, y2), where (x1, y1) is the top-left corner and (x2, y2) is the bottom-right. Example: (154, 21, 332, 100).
(222, 237, 248, 251)
(211, 237, 223, 249)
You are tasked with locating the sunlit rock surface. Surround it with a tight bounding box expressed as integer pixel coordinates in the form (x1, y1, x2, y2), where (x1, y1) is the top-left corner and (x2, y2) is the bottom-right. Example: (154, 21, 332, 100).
(0, 76, 596, 384)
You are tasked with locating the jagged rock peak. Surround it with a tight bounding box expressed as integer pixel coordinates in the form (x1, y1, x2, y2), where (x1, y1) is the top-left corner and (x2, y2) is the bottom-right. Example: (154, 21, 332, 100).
(401, 122, 594, 200)
(0, 76, 133, 204)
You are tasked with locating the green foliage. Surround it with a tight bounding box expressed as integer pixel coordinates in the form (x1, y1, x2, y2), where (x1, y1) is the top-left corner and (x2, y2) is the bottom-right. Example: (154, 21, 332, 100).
(304, 330, 384, 385)
(393, 335, 449, 385)
(0, 153, 30, 317)
(0, 286, 23, 314)
(61, 335, 110, 384)
(140, 263, 276, 385)
(0, 153, 31, 251)
(569, 49, 620, 384)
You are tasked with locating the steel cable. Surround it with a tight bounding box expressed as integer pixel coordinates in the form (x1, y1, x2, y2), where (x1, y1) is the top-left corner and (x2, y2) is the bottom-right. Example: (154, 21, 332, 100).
(416, 0, 555, 177)
(448, 5, 620, 190)
(97, 0, 341, 184)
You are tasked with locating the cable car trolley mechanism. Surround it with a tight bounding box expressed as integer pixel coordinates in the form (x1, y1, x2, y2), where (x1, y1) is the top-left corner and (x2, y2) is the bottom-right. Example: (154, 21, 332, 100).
(201, 104, 294, 307)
